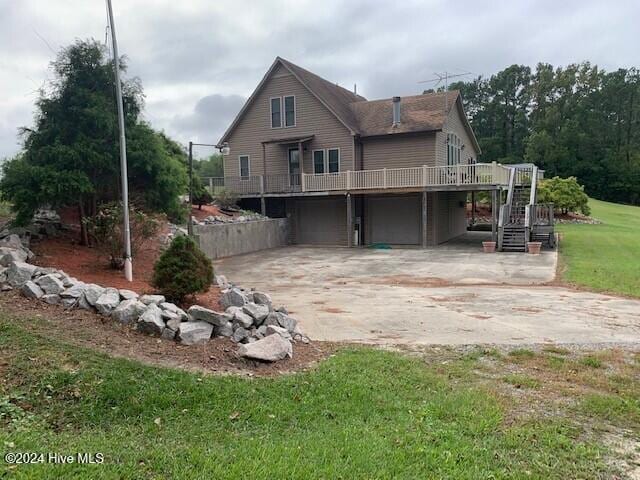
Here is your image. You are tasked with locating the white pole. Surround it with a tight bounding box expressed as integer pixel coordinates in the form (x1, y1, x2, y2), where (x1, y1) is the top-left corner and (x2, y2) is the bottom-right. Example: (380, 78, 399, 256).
(106, 0, 133, 281)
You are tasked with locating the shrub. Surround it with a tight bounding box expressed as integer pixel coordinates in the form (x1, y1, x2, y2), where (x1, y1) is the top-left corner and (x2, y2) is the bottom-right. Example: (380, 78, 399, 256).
(537, 176, 590, 215)
(214, 188, 238, 210)
(83, 202, 161, 269)
(152, 235, 213, 303)
(192, 177, 213, 210)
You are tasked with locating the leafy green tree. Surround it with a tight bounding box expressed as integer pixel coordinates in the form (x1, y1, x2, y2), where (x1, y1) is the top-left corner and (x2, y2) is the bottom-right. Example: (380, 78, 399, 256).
(0, 39, 188, 242)
(537, 177, 590, 215)
(152, 235, 213, 303)
(191, 176, 213, 209)
(193, 154, 224, 178)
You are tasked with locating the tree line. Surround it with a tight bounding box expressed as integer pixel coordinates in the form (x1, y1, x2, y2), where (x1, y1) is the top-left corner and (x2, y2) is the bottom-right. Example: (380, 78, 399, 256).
(449, 63, 640, 205)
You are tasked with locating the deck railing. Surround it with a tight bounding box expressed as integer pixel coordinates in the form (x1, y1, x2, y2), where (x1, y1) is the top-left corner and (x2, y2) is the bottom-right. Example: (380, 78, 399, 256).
(203, 162, 511, 196)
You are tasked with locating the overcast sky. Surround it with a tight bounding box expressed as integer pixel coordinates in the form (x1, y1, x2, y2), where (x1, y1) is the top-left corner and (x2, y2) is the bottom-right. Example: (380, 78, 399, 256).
(1, 0, 639, 159)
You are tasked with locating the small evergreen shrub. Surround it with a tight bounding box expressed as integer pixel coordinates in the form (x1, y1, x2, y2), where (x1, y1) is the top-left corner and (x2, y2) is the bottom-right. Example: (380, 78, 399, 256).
(152, 235, 213, 303)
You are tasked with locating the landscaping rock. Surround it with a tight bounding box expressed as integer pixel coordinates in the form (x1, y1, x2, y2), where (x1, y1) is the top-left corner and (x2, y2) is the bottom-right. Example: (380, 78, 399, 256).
(0, 234, 25, 250)
(278, 314, 298, 333)
(61, 275, 76, 288)
(187, 305, 232, 326)
(0, 247, 27, 266)
(263, 311, 283, 327)
(0, 267, 7, 283)
(214, 274, 228, 288)
(242, 303, 269, 324)
(137, 303, 165, 335)
(237, 334, 293, 362)
(61, 297, 79, 309)
(266, 324, 292, 340)
(35, 274, 65, 295)
(161, 310, 180, 322)
(160, 302, 188, 321)
(165, 318, 181, 332)
(231, 326, 249, 343)
(60, 281, 87, 299)
(7, 261, 37, 287)
(232, 310, 254, 329)
(178, 321, 213, 345)
(95, 288, 120, 315)
(161, 328, 176, 340)
(251, 291, 272, 306)
(84, 284, 106, 306)
(41, 293, 61, 305)
(219, 288, 248, 310)
(118, 289, 138, 300)
(21, 280, 44, 299)
(111, 299, 147, 324)
(139, 294, 165, 305)
(77, 294, 93, 311)
(214, 321, 234, 337)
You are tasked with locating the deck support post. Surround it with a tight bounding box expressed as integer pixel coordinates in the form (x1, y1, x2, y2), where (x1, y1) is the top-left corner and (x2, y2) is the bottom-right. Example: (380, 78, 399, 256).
(471, 191, 476, 225)
(260, 197, 266, 216)
(422, 190, 428, 248)
(491, 189, 498, 242)
(346, 193, 353, 247)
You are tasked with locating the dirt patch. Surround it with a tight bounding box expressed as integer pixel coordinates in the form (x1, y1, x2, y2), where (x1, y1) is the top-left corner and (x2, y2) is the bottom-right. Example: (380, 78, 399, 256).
(511, 306, 544, 314)
(190, 204, 225, 222)
(428, 293, 478, 303)
(366, 275, 452, 288)
(0, 291, 334, 377)
(321, 307, 348, 314)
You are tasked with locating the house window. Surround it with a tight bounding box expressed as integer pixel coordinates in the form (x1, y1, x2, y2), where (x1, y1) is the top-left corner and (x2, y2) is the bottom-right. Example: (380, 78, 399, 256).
(239, 155, 250, 178)
(284, 96, 296, 127)
(447, 133, 461, 166)
(270, 97, 282, 128)
(313, 150, 325, 174)
(328, 148, 340, 173)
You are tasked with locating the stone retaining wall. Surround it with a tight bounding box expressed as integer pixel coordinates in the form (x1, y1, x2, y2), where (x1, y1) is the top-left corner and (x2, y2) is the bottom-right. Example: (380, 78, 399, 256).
(193, 218, 289, 259)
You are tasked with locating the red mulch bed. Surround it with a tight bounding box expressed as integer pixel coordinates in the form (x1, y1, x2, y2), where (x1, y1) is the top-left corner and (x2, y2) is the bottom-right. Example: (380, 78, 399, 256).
(31, 206, 221, 310)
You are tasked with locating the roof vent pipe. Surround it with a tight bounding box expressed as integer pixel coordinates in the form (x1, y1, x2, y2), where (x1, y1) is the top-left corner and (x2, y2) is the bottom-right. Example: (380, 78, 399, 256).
(392, 96, 401, 126)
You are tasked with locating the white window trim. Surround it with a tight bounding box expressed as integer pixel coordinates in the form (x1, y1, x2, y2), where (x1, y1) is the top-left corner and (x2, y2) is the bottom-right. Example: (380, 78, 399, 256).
(239, 155, 250, 178)
(270, 96, 282, 129)
(312, 149, 325, 174)
(283, 95, 296, 128)
(327, 147, 340, 173)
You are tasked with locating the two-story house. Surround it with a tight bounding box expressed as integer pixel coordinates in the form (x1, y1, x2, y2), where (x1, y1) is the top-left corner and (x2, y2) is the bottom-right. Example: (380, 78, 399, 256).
(215, 57, 518, 248)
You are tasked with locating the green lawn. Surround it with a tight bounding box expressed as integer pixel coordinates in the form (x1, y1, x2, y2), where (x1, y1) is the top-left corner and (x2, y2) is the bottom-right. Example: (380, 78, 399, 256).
(557, 198, 640, 297)
(2, 316, 639, 479)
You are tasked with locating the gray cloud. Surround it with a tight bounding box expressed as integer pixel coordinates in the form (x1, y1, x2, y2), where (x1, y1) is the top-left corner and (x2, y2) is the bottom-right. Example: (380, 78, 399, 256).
(1, 0, 639, 159)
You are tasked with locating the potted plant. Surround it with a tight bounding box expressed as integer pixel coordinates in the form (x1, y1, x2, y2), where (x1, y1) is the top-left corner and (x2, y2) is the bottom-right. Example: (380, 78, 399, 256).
(527, 242, 542, 254)
(482, 241, 496, 253)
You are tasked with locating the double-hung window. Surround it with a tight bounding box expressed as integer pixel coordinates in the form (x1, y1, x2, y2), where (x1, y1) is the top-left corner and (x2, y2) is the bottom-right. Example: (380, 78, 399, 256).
(313, 150, 325, 174)
(312, 148, 340, 174)
(270, 98, 282, 128)
(327, 148, 339, 173)
(284, 96, 295, 127)
(239, 155, 250, 178)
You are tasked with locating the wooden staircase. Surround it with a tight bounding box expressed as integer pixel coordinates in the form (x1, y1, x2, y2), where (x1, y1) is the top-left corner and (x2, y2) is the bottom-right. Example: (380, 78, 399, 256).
(498, 166, 537, 252)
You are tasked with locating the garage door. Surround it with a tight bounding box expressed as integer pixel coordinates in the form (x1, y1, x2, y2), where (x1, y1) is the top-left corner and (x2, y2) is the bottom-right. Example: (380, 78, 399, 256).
(367, 195, 421, 245)
(296, 198, 346, 245)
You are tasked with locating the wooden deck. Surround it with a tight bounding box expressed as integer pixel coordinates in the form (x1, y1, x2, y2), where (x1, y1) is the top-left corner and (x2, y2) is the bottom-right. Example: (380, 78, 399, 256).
(204, 162, 512, 197)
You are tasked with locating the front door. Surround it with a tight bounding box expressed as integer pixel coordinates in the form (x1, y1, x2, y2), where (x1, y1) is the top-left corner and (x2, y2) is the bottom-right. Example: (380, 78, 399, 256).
(288, 148, 301, 187)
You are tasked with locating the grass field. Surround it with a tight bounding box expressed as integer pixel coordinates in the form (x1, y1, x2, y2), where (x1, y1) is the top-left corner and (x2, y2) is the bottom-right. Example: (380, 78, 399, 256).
(1, 315, 639, 479)
(557, 198, 640, 297)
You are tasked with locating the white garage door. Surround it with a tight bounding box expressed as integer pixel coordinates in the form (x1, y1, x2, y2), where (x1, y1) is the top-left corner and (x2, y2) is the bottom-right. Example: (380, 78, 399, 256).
(297, 198, 346, 245)
(368, 195, 421, 245)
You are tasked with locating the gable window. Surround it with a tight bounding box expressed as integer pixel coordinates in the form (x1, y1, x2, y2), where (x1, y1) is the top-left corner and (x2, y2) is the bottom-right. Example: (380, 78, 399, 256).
(284, 96, 296, 127)
(313, 150, 325, 174)
(270, 97, 282, 128)
(447, 133, 462, 166)
(239, 155, 250, 178)
(328, 148, 340, 173)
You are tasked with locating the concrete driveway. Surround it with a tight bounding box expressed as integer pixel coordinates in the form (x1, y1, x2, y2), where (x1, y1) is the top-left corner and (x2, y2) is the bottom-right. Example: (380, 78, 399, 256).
(214, 244, 640, 346)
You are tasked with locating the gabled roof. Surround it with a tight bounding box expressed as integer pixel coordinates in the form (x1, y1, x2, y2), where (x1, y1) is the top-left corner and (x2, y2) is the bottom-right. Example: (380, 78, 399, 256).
(218, 57, 365, 144)
(218, 57, 481, 153)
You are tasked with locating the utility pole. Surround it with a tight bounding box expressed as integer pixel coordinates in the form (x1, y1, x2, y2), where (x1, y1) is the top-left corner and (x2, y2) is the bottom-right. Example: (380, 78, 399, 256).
(106, 0, 133, 281)
(188, 141, 193, 236)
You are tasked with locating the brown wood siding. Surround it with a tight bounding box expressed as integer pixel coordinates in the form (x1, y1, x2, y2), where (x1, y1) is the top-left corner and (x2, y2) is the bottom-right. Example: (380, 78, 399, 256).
(360, 132, 437, 170)
(439, 100, 479, 165)
(224, 63, 354, 178)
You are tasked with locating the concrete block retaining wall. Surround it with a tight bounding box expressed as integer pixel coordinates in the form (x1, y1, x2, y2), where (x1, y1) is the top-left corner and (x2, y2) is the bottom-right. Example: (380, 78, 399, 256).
(193, 218, 290, 259)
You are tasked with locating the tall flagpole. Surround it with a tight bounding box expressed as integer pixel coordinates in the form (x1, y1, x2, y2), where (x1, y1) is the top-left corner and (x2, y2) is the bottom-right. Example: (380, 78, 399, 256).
(106, 0, 133, 281)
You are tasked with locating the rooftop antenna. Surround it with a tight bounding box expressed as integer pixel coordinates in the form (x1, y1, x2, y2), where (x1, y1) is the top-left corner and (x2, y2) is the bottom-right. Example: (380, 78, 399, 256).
(353, 83, 357, 95)
(419, 71, 471, 111)
(106, 0, 133, 282)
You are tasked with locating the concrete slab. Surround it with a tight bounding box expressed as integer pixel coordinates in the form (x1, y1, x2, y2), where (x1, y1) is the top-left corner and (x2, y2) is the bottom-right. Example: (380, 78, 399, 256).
(215, 245, 640, 346)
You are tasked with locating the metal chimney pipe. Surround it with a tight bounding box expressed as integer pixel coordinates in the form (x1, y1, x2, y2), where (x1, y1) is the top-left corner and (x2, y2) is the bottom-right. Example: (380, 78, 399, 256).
(392, 96, 401, 126)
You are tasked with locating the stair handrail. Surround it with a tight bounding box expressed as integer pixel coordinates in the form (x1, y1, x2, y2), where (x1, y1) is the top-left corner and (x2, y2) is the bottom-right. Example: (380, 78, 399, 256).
(529, 165, 538, 207)
(505, 167, 516, 206)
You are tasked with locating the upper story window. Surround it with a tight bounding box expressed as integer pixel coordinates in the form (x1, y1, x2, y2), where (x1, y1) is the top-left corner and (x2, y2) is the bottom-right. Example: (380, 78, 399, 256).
(284, 96, 295, 127)
(446, 133, 462, 166)
(270, 98, 282, 128)
(313, 150, 325, 174)
(239, 155, 250, 178)
(328, 148, 339, 173)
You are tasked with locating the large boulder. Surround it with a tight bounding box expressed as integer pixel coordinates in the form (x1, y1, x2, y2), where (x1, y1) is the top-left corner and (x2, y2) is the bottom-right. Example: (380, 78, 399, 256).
(178, 321, 213, 345)
(237, 334, 293, 362)
(265, 324, 292, 340)
(35, 274, 65, 295)
(139, 294, 165, 305)
(0, 247, 27, 266)
(137, 303, 165, 335)
(251, 291, 272, 307)
(0, 234, 25, 250)
(242, 303, 269, 324)
(187, 305, 232, 326)
(278, 314, 298, 333)
(118, 289, 138, 300)
(41, 293, 61, 305)
(231, 326, 249, 343)
(21, 280, 44, 299)
(7, 261, 37, 287)
(159, 302, 188, 321)
(232, 309, 254, 329)
(95, 288, 120, 315)
(111, 299, 147, 324)
(60, 281, 87, 299)
(84, 284, 106, 306)
(219, 288, 248, 310)
(214, 321, 234, 337)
